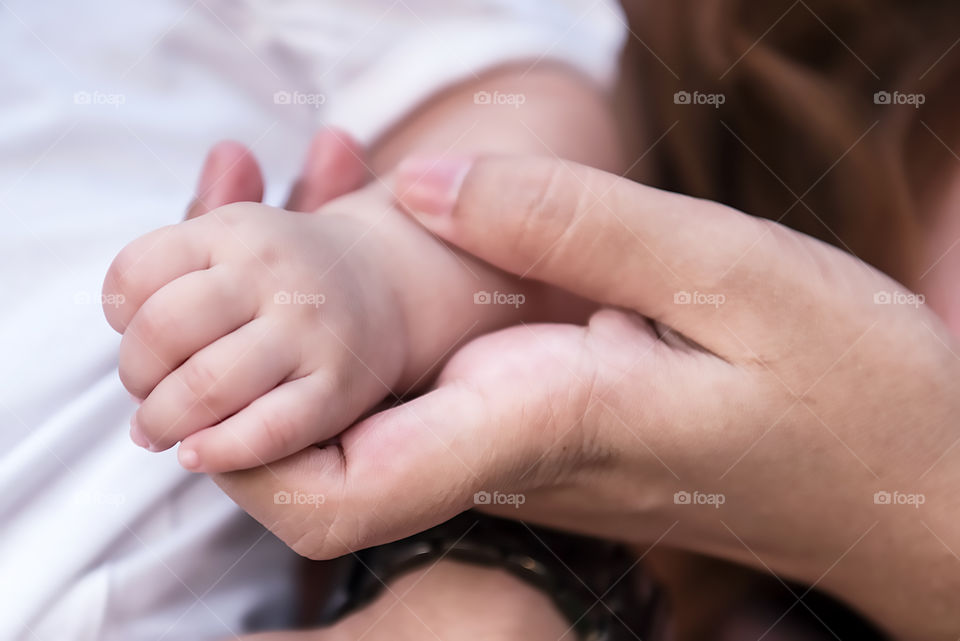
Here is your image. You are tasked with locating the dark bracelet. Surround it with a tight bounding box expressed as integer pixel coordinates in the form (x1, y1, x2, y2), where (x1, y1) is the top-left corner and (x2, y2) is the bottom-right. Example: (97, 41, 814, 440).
(313, 512, 670, 641)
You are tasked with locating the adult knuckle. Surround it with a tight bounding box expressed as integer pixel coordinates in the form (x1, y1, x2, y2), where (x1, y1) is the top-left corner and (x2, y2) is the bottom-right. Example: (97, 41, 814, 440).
(513, 162, 576, 255)
(516, 163, 609, 288)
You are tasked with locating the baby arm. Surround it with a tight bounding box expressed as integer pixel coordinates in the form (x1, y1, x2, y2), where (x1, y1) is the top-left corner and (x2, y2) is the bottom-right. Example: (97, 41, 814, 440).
(357, 63, 625, 388)
(103, 64, 623, 472)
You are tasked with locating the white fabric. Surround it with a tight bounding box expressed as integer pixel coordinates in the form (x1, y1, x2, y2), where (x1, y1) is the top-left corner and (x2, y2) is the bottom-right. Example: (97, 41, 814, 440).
(0, 1, 627, 639)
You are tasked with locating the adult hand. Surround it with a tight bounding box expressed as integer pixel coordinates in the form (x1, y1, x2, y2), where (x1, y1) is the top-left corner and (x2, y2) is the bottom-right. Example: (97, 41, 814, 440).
(213, 155, 960, 641)
(184, 128, 368, 219)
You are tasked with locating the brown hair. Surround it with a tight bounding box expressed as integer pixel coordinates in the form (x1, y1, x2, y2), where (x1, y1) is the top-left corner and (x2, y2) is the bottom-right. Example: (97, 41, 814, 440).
(618, 0, 960, 286)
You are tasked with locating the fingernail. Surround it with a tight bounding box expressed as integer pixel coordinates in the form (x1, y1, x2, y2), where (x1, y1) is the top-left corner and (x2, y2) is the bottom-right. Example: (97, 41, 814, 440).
(395, 155, 473, 216)
(178, 446, 201, 471)
(129, 414, 150, 449)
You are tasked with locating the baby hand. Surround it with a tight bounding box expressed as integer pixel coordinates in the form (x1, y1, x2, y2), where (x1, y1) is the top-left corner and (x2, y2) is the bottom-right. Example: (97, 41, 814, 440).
(103, 201, 405, 472)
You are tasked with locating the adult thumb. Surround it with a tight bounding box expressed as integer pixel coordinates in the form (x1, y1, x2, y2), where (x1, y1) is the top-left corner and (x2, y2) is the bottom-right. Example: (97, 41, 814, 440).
(393, 154, 783, 356)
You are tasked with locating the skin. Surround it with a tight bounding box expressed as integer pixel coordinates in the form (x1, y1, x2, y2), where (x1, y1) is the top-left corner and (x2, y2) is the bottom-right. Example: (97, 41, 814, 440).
(210, 154, 960, 641)
(103, 62, 960, 638)
(241, 561, 573, 641)
(101, 65, 622, 639)
(163, 133, 573, 641)
(185, 134, 804, 641)
(101, 65, 620, 473)
(182, 135, 577, 641)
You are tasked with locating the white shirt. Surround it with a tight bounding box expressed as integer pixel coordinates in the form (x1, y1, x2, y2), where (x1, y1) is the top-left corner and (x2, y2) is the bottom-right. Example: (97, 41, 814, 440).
(0, 1, 626, 639)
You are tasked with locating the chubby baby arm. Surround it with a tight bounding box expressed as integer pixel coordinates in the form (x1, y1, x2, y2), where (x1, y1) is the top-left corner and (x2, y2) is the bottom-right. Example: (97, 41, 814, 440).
(103, 64, 622, 473)
(361, 63, 625, 386)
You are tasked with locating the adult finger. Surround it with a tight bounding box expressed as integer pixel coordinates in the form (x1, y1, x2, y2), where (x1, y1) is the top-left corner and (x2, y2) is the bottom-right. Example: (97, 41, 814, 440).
(285, 129, 368, 212)
(186, 141, 265, 219)
(393, 155, 816, 357)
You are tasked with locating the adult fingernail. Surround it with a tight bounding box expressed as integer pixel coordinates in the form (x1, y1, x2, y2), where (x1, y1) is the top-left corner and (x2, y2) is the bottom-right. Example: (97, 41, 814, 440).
(129, 414, 150, 449)
(395, 155, 473, 217)
(178, 446, 201, 471)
